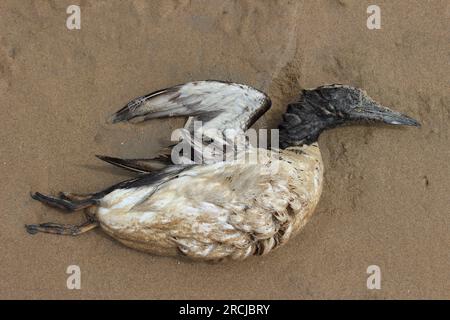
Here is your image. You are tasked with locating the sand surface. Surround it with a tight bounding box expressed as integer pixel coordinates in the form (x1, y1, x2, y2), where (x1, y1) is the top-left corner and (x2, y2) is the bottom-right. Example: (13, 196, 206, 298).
(0, 0, 449, 299)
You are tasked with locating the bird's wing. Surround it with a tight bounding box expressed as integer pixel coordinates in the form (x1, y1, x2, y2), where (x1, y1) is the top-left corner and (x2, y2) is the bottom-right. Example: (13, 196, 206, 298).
(108, 80, 271, 165)
(94, 164, 192, 198)
(110, 80, 271, 131)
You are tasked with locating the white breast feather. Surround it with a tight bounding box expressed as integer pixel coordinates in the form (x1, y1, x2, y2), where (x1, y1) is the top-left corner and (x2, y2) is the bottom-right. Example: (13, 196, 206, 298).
(95, 145, 323, 260)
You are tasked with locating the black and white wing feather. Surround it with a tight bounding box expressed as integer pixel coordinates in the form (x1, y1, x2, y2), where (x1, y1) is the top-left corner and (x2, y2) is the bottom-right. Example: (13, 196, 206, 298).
(105, 81, 271, 167)
(110, 80, 271, 132)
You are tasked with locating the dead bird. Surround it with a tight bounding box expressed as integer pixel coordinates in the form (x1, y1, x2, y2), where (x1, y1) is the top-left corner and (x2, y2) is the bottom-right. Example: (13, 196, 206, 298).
(26, 81, 420, 261)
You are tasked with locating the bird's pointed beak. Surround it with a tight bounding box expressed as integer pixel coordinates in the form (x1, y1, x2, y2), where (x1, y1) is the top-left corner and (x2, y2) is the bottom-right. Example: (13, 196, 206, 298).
(350, 97, 420, 127)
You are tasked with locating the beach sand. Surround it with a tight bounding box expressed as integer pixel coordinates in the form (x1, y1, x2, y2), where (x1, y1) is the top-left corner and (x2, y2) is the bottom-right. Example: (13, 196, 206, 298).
(0, 0, 448, 299)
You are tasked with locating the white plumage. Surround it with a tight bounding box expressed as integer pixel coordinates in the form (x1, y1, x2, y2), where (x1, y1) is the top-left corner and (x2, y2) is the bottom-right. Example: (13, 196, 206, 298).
(96, 145, 323, 260)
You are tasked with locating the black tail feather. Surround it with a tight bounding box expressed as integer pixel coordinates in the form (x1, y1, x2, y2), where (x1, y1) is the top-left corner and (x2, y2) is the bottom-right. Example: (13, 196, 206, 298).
(95, 155, 171, 174)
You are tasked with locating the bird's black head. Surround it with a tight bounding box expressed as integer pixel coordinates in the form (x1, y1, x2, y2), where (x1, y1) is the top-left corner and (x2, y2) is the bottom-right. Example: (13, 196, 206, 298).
(278, 84, 420, 148)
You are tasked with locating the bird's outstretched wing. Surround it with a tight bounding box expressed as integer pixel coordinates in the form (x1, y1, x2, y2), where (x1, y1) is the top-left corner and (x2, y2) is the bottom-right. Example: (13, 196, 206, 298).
(104, 80, 271, 168)
(110, 80, 271, 130)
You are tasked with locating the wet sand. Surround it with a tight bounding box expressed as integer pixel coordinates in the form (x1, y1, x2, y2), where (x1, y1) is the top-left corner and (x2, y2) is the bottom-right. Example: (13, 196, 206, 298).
(0, 0, 449, 299)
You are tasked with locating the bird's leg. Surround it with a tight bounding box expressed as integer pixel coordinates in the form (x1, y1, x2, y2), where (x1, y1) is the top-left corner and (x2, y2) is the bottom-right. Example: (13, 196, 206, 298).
(31, 192, 97, 212)
(25, 220, 99, 236)
(57, 193, 99, 222)
(28, 192, 99, 235)
(58, 191, 94, 202)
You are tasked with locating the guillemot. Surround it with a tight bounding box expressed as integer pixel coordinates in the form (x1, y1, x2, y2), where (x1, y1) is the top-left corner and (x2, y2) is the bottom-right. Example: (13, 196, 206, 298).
(26, 81, 419, 261)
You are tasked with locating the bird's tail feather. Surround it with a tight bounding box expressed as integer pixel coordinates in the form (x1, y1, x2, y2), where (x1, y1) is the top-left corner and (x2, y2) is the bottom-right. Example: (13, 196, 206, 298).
(95, 154, 172, 174)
